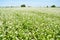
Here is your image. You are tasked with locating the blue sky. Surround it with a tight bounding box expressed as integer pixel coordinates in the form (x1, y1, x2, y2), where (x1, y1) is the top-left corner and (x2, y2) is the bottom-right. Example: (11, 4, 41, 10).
(0, 0, 60, 7)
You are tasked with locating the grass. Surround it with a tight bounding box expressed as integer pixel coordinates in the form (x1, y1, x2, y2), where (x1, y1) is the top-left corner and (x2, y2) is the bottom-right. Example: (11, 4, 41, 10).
(0, 8, 60, 40)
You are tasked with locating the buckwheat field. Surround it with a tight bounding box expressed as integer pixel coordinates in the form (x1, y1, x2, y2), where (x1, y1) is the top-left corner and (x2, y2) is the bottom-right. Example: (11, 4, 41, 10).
(0, 8, 60, 40)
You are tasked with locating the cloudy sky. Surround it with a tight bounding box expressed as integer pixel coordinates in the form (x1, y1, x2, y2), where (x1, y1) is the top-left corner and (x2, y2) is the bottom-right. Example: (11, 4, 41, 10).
(0, 0, 60, 7)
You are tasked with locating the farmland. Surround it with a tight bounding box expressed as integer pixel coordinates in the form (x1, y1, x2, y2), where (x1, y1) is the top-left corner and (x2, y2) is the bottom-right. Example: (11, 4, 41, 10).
(0, 8, 60, 40)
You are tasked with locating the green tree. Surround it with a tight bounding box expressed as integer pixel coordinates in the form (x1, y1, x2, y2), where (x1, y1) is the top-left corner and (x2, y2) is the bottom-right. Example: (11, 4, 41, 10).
(51, 5, 56, 7)
(47, 6, 48, 8)
(21, 4, 26, 7)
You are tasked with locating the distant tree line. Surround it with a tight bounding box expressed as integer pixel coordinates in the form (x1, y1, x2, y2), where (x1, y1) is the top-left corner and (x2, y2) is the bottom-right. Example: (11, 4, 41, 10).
(47, 5, 56, 8)
(20, 4, 56, 8)
(0, 4, 58, 8)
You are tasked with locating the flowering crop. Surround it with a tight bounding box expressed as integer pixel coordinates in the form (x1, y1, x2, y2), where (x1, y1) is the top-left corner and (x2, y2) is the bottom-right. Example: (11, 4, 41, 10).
(0, 8, 60, 40)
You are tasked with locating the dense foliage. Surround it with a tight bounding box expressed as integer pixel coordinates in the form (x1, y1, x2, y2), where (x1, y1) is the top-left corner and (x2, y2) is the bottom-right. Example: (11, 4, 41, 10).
(21, 4, 26, 7)
(0, 8, 60, 40)
(51, 5, 56, 7)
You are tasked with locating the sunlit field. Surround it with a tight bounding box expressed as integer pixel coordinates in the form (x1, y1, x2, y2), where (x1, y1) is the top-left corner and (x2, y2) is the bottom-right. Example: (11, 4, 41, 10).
(0, 8, 60, 40)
